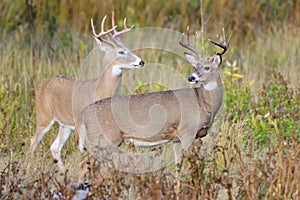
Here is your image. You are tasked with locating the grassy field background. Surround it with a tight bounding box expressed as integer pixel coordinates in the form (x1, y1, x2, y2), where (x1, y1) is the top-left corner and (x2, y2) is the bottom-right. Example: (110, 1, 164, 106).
(0, 0, 299, 199)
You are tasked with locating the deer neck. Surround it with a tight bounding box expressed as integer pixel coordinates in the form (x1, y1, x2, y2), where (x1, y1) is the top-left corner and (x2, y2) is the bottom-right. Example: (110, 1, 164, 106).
(94, 62, 123, 100)
(202, 73, 223, 124)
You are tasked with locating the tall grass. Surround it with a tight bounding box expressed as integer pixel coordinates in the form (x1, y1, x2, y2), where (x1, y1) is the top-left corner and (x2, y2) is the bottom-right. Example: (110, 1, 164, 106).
(1, 0, 298, 44)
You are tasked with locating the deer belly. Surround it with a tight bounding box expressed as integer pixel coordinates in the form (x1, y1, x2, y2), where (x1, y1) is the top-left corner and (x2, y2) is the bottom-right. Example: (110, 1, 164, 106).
(123, 124, 179, 147)
(126, 139, 170, 147)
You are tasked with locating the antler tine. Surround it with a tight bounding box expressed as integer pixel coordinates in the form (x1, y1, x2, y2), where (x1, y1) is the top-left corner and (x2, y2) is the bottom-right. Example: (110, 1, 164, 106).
(91, 15, 117, 41)
(208, 28, 231, 56)
(179, 26, 201, 59)
(111, 11, 134, 38)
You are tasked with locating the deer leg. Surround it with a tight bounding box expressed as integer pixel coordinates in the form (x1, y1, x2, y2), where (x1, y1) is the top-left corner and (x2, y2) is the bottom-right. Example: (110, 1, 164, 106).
(50, 125, 72, 171)
(78, 154, 97, 182)
(173, 142, 183, 196)
(30, 120, 55, 153)
(173, 142, 183, 164)
(176, 124, 198, 153)
(173, 125, 198, 195)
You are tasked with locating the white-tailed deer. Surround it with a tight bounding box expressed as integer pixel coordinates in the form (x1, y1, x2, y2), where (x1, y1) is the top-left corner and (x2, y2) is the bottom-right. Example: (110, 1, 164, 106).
(76, 28, 230, 181)
(30, 12, 144, 170)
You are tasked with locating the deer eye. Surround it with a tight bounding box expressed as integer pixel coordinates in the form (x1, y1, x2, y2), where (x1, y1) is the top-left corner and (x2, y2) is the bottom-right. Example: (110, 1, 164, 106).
(203, 66, 210, 71)
(118, 51, 125, 55)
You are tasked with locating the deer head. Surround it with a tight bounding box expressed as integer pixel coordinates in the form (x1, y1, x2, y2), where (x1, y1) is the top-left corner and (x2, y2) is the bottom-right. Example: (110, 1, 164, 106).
(180, 27, 231, 85)
(91, 12, 144, 71)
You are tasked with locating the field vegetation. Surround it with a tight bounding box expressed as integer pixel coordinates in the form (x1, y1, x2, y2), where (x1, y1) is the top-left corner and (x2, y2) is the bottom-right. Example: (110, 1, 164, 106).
(0, 0, 299, 199)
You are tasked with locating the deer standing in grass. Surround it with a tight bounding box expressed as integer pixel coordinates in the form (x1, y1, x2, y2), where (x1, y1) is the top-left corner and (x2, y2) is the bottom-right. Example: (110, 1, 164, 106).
(30, 12, 144, 170)
(76, 28, 230, 181)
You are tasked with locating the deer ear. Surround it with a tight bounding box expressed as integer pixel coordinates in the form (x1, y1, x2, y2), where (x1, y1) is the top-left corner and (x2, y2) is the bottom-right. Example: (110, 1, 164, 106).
(93, 36, 113, 51)
(184, 53, 197, 66)
(212, 54, 222, 67)
(93, 36, 102, 45)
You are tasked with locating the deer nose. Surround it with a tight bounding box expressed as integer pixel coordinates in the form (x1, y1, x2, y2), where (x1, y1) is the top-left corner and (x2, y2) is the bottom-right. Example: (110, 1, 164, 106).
(139, 60, 145, 66)
(188, 75, 195, 82)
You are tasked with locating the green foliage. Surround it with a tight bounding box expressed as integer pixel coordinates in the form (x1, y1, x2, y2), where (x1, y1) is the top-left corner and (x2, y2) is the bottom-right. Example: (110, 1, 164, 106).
(223, 60, 252, 123)
(223, 60, 299, 147)
(250, 73, 300, 145)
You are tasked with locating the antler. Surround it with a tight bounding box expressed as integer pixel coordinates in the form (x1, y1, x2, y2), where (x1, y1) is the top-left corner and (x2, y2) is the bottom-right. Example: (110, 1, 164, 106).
(111, 11, 134, 38)
(208, 28, 231, 56)
(179, 26, 201, 59)
(91, 15, 117, 42)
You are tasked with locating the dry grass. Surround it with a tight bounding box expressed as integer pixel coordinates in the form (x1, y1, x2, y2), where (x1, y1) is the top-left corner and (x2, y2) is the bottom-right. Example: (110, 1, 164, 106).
(1, 120, 299, 199)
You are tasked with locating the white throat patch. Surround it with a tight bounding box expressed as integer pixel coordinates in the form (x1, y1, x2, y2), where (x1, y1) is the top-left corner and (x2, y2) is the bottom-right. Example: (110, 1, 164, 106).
(204, 81, 217, 91)
(112, 65, 123, 76)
